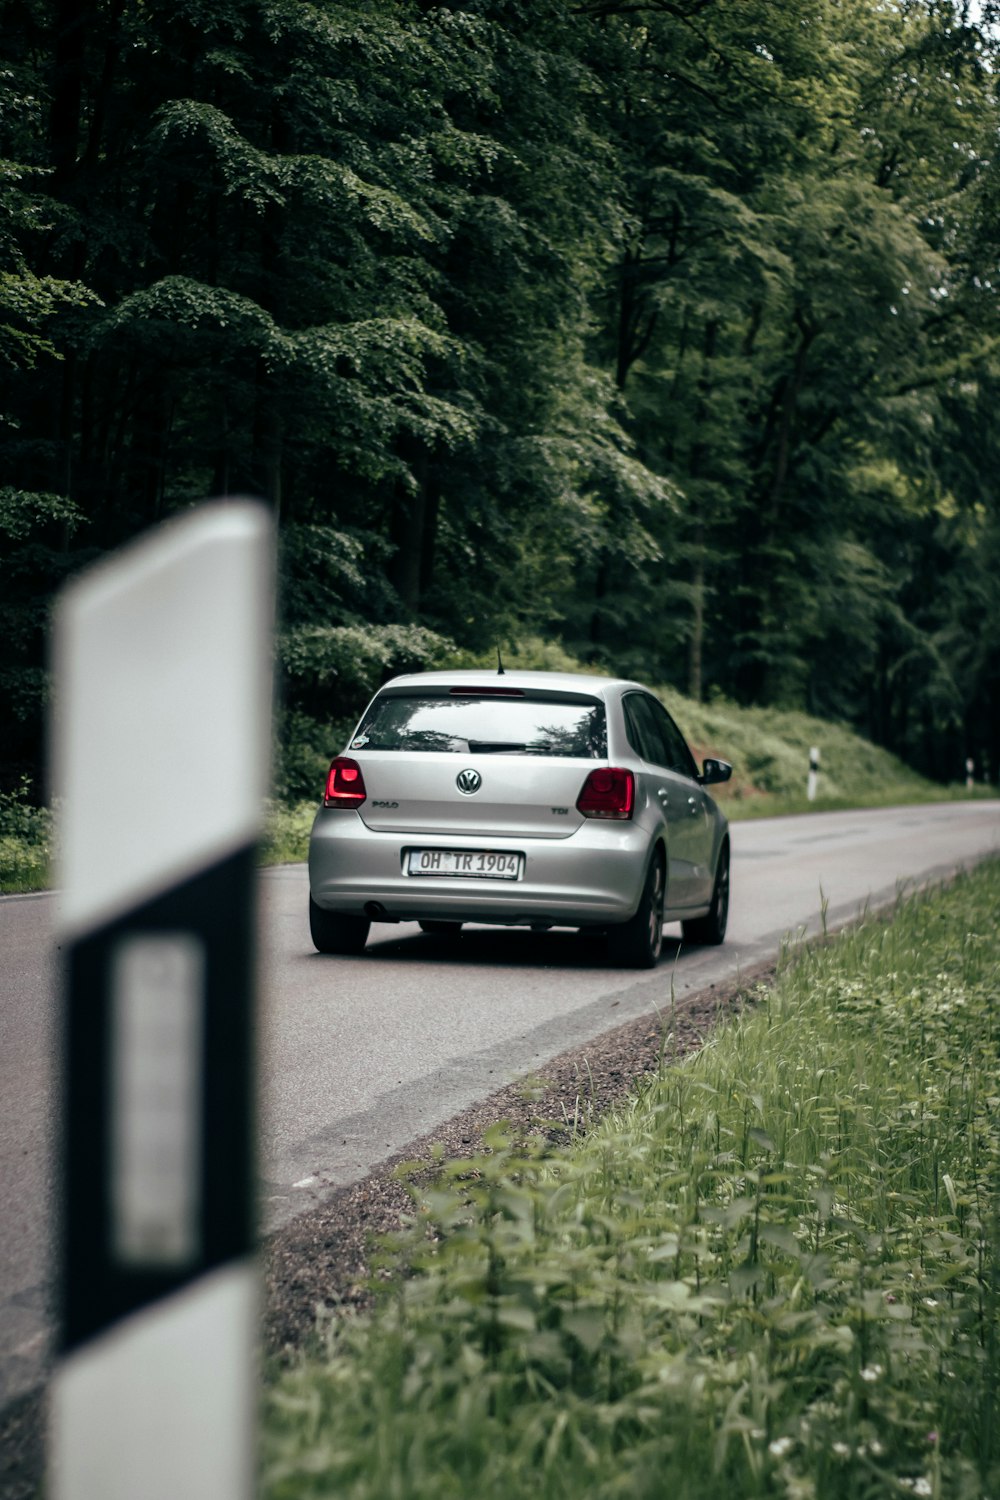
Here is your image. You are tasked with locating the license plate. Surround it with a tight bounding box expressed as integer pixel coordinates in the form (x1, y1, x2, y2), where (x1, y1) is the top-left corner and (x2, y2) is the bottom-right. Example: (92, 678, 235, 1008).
(406, 849, 522, 880)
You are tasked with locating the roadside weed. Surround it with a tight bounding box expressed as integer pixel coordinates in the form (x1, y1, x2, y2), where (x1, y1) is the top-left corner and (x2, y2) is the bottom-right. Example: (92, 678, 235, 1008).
(0, 778, 51, 892)
(260, 799, 316, 866)
(262, 862, 1000, 1498)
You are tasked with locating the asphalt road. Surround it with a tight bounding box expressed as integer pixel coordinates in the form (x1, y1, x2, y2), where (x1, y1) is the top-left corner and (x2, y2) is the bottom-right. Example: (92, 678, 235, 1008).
(2, 800, 999, 1412)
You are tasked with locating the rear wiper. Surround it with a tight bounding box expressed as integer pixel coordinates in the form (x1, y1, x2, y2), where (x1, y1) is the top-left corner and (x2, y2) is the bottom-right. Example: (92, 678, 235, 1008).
(467, 740, 528, 753)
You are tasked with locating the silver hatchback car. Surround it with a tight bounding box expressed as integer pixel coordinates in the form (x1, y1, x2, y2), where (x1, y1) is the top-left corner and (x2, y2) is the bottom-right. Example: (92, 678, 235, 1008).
(308, 669, 731, 967)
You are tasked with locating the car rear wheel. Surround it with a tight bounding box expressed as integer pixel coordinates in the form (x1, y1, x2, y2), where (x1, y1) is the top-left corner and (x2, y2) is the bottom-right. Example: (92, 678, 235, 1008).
(418, 920, 463, 936)
(309, 897, 370, 955)
(607, 852, 665, 969)
(682, 842, 730, 946)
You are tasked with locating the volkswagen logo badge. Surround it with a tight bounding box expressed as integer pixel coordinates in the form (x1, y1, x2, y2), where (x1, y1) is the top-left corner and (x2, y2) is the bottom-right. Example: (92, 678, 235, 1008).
(456, 768, 482, 795)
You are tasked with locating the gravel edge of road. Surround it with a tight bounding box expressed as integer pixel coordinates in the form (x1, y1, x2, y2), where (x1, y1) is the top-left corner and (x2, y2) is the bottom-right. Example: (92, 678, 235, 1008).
(260, 955, 776, 1362)
(0, 956, 774, 1500)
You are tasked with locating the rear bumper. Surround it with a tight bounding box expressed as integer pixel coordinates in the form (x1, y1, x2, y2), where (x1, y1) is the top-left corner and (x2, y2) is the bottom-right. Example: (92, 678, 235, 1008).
(308, 808, 653, 926)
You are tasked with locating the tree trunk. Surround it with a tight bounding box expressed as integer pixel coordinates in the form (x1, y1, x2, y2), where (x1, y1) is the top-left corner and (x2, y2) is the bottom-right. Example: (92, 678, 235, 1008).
(253, 361, 283, 516)
(767, 312, 814, 519)
(686, 320, 717, 701)
(49, 0, 86, 185)
(689, 541, 705, 702)
(419, 476, 441, 598)
(389, 483, 427, 612)
(614, 243, 659, 391)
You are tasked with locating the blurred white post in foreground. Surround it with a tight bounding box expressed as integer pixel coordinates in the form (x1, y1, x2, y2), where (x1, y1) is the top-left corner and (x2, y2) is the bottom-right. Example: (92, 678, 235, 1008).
(48, 501, 274, 1500)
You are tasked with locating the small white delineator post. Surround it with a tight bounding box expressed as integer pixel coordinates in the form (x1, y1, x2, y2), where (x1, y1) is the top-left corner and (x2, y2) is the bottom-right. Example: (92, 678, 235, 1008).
(48, 501, 274, 1500)
(807, 746, 820, 802)
(966, 757, 975, 790)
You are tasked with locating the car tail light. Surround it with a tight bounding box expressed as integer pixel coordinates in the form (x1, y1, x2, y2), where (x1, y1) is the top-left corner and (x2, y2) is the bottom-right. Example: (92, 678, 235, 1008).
(324, 757, 366, 808)
(576, 766, 634, 819)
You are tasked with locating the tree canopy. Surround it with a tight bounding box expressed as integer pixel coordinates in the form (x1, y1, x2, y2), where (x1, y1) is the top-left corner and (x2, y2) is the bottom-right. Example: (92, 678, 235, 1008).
(2, 0, 998, 796)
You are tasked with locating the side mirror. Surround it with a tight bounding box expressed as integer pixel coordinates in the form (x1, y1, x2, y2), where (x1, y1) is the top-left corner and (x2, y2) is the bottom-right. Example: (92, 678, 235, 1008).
(699, 757, 732, 787)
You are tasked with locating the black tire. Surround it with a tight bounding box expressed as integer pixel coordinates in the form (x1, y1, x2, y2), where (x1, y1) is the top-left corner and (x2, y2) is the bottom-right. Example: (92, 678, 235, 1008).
(418, 920, 463, 936)
(607, 852, 665, 969)
(309, 897, 370, 955)
(682, 842, 730, 946)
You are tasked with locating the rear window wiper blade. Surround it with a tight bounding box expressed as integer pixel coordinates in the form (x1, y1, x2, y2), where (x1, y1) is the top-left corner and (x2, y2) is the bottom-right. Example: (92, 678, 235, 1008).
(467, 740, 528, 753)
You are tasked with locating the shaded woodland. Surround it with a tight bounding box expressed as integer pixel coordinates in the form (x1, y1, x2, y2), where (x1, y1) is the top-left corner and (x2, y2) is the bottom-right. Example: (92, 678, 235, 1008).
(3, 0, 1000, 798)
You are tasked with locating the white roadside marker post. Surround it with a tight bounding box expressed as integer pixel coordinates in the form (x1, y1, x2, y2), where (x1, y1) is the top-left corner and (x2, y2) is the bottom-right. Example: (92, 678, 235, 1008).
(807, 746, 820, 803)
(48, 501, 274, 1500)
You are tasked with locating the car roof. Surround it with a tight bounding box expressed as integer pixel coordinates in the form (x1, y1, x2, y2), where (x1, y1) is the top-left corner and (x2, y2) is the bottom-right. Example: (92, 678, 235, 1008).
(376, 669, 647, 699)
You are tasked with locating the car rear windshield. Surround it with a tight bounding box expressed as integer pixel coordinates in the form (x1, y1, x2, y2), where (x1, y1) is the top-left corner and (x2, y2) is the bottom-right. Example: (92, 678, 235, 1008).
(351, 692, 607, 758)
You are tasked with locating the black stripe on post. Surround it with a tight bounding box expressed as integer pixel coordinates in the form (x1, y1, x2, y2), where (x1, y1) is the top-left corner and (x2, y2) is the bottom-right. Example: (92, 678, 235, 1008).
(58, 844, 258, 1353)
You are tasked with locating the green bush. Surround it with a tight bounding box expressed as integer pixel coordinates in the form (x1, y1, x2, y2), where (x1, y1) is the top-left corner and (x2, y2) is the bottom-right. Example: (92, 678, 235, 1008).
(0, 778, 51, 892)
(273, 710, 357, 804)
(278, 623, 456, 725)
(445, 636, 611, 676)
(275, 621, 460, 803)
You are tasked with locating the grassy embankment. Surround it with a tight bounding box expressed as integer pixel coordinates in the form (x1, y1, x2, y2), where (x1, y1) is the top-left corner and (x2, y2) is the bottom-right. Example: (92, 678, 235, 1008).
(2, 674, 993, 892)
(263, 858, 1000, 1499)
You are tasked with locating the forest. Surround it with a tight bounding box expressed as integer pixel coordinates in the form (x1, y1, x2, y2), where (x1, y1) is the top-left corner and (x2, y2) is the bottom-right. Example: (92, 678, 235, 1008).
(2, 0, 999, 804)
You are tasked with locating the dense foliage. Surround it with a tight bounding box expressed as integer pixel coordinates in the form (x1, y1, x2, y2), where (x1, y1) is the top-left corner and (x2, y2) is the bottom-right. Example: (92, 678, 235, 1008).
(262, 860, 1000, 1498)
(2, 0, 999, 797)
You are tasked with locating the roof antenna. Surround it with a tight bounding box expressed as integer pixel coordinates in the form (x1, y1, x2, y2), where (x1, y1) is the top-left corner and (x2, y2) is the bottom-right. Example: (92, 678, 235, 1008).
(496, 641, 506, 676)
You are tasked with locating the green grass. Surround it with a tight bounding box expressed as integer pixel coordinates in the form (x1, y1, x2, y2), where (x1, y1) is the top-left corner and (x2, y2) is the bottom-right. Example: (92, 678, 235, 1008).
(260, 799, 317, 867)
(262, 858, 1000, 1499)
